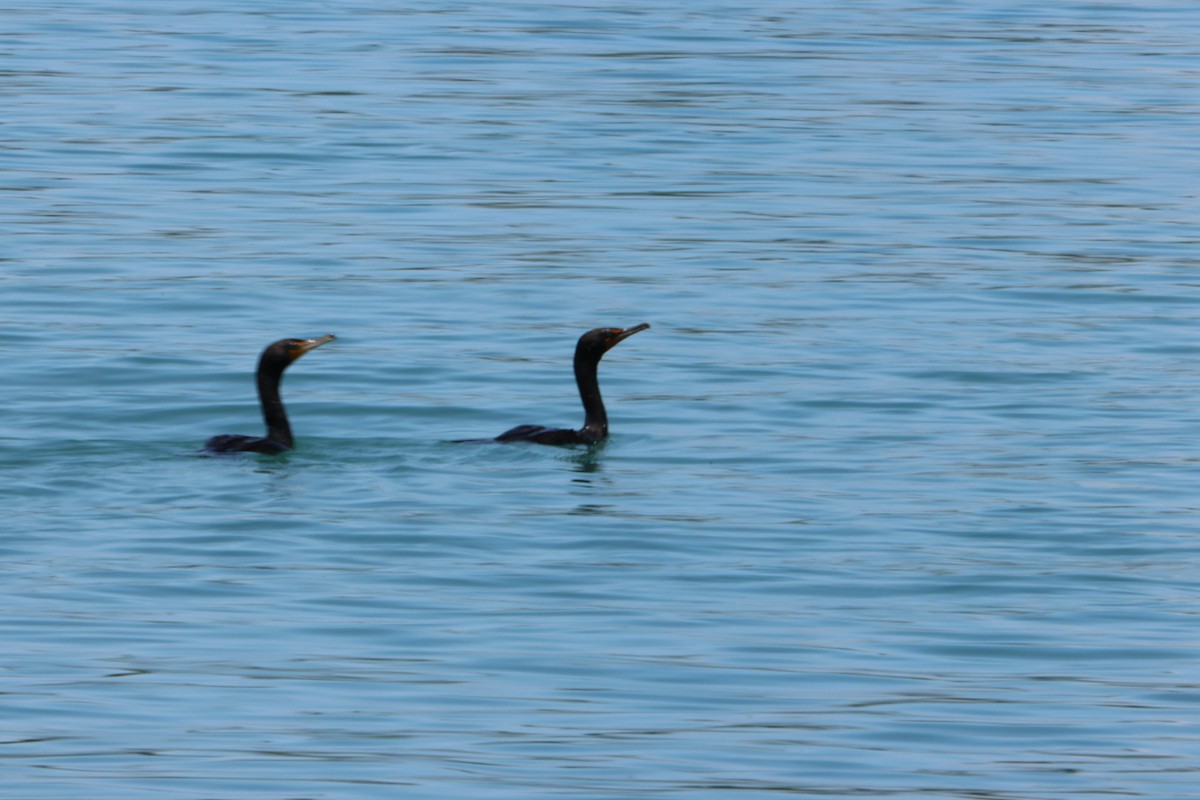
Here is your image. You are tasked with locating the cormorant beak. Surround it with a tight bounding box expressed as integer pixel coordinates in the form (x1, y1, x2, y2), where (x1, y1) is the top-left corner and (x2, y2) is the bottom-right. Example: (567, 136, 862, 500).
(295, 333, 336, 356)
(608, 322, 650, 349)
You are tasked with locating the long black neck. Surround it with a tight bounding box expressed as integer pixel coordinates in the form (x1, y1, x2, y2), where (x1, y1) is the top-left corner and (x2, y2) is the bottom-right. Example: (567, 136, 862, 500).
(574, 346, 607, 441)
(256, 355, 293, 447)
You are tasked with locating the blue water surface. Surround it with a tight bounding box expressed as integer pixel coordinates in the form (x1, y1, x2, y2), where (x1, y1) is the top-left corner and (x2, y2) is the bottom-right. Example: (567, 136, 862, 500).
(1, 2, 1198, 798)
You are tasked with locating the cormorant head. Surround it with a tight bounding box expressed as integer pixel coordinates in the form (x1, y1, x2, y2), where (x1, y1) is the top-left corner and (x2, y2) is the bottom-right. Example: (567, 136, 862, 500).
(576, 323, 650, 359)
(263, 334, 337, 366)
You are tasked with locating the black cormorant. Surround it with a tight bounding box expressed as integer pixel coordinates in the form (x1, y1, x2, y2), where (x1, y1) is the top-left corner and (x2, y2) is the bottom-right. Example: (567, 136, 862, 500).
(487, 323, 649, 445)
(203, 334, 335, 454)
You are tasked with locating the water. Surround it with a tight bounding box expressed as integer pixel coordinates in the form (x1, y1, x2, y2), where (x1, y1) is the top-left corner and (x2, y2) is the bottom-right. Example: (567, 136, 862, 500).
(2, 2, 1197, 798)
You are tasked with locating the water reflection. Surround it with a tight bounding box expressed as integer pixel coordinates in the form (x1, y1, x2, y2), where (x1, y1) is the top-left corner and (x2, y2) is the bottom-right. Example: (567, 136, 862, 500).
(568, 503, 616, 516)
(565, 441, 607, 474)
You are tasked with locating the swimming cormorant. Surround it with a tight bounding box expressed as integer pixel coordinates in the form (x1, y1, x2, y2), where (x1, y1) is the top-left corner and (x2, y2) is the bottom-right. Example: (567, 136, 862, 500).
(487, 323, 649, 445)
(203, 334, 335, 454)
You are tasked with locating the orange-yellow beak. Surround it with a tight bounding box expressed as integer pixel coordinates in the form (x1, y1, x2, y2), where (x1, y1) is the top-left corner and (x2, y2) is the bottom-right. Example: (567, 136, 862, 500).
(608, 322, 649, 349)
(294, 333, 336, 357)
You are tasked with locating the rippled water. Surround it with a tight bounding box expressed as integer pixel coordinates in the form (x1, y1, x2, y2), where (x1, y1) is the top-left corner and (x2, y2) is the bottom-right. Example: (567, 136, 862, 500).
(2, 2, 1198, 798)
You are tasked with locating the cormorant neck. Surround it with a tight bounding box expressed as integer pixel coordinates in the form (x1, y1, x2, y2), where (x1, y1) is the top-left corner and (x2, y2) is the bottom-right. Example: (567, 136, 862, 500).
(257, 356, 293, 447)
(574, 346, 607, 441)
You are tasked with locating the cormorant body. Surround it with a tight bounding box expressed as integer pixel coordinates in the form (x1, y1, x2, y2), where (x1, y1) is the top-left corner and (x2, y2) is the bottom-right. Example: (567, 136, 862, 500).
(203, 334, 335, 454)
(487, 323, 649, 445)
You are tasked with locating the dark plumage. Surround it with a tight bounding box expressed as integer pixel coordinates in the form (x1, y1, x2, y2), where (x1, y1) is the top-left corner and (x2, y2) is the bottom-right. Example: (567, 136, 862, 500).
(203, 334, 335, 454)
(484, 323, 649, 445)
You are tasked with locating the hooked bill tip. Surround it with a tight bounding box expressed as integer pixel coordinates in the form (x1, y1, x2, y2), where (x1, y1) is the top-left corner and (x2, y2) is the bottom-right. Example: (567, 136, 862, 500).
(296, 333, 336, 352)
(617, 322, 649, 339)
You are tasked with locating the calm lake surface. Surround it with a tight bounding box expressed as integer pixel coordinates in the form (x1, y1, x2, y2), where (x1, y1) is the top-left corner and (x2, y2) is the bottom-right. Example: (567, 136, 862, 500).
(2, 2, 1197, 798)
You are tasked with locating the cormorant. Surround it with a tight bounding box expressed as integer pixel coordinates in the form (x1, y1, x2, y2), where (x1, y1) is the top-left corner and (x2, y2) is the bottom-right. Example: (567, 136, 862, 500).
(203, 334, 335, 454)
(486, 323, 649, 445)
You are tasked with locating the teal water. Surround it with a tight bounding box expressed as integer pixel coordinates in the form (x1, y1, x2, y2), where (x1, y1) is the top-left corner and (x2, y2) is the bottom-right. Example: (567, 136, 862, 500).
(2, 2, 1198, 798)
